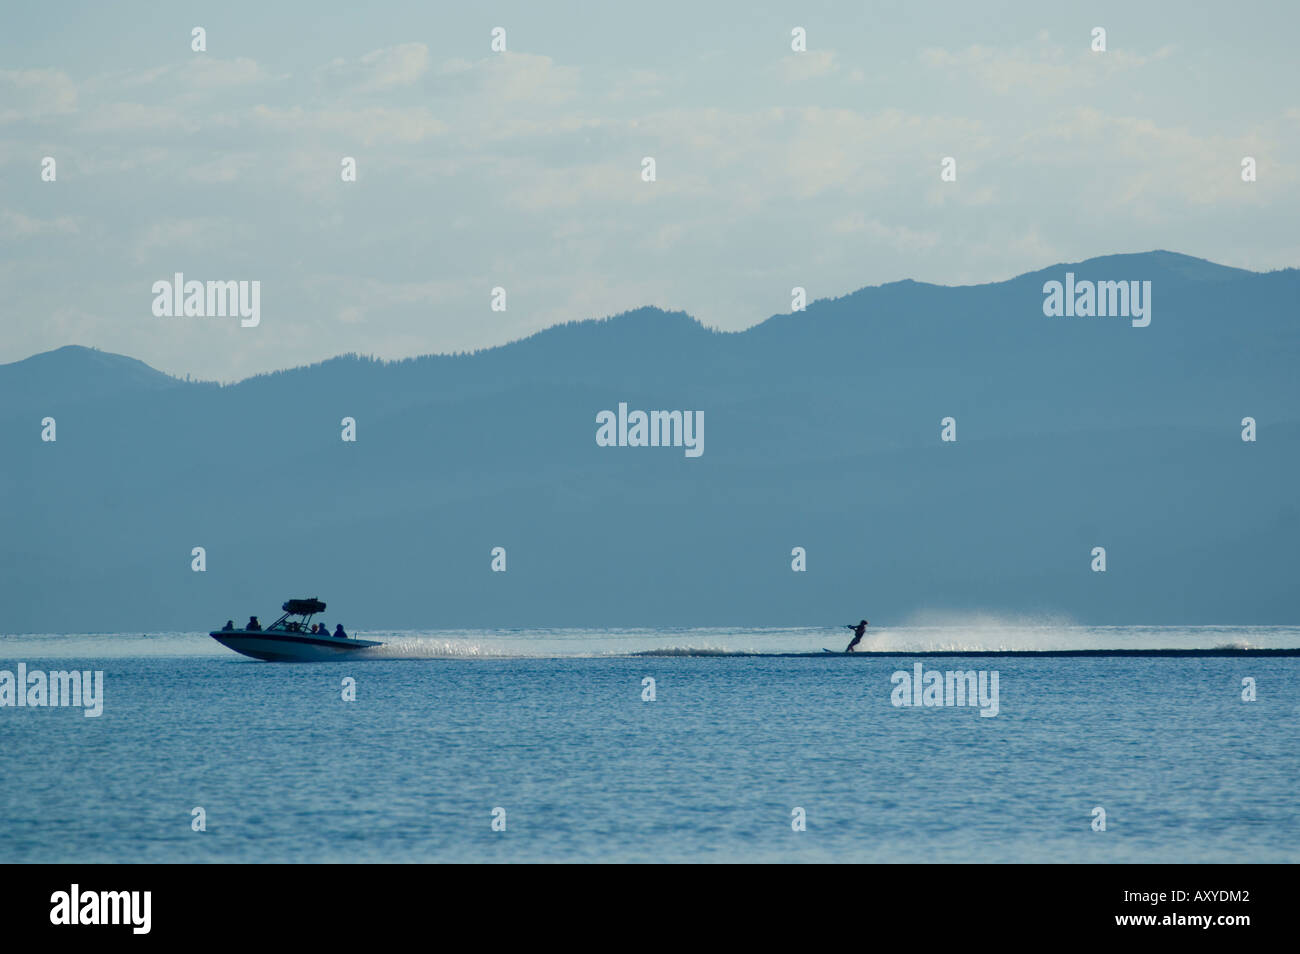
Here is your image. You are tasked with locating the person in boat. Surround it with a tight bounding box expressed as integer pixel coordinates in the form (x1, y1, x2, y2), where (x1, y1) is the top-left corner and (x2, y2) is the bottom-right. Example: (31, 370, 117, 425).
(222, 620, 235, 632)
(309, 623, 319, 635)
(334, 624, 347, 639)
(247, 616, 261, 631)
(844, 619, 869, 653)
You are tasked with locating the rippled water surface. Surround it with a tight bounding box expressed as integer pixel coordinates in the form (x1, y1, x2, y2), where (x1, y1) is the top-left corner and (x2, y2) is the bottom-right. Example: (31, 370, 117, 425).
(2, 626, 1297, 862)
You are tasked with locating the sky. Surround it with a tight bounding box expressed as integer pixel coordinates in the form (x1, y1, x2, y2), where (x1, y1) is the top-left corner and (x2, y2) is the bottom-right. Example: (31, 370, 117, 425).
(1, 0, 1297, 381)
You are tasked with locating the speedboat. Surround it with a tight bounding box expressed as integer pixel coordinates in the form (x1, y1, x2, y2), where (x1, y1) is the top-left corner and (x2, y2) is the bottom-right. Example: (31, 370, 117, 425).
(210, 598, 381, 661)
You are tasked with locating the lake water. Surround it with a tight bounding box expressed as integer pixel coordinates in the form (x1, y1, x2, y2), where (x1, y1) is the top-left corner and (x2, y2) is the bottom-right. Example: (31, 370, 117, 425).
(2, 625, 1298, 862)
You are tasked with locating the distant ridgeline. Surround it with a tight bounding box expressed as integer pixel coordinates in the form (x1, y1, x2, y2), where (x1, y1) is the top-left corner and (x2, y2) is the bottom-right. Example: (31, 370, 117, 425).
(2, 251, 1297, 631)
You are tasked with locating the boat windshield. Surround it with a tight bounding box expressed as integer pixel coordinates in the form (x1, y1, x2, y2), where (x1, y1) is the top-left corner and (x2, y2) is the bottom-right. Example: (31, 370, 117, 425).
(267, 613, 312, 633)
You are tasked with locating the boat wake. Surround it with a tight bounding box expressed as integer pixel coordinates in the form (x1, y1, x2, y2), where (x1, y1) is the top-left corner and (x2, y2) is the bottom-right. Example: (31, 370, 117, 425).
(4, 622, 1297, 661)
(632, 647, 752, 657)
(261, 621, 1300, 659)
(360, 637, 512, 659)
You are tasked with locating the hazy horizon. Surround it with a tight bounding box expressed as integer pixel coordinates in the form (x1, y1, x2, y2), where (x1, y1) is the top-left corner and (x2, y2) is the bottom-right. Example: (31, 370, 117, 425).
(4, 247, 1287, 383)
(4, 1, 1298, 380)
(4, 250, 1296, 632)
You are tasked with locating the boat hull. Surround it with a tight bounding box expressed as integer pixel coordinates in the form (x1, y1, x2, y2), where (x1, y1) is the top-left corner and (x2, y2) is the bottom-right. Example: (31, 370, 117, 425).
(210, 630, 381, 662)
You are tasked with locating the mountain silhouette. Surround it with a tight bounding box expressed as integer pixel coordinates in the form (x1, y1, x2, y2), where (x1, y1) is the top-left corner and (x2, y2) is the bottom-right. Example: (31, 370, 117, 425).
(0, 344, 184, 408)
(2, 251, 1296, 632)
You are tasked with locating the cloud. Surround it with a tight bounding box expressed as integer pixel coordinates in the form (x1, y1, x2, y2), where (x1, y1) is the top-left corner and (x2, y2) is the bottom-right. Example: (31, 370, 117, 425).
(79, 102, 204, 134)
(1015, 106, 1290, 208)
(251, 104, 447, 145)
(473, 52, 580, 107)
(632, 106, 987, 200)
(0, 210, 79, 238)
(182, 56, 278, 91)
(0, 69, 77, 123)
(921, 39, 1172, 95)
(3, 58, 279, 136)
(496, 160, 641, 212)
(67, 148, 173, 176)
(924, 182, 998, 208)
(301, 274, 468, 327)
(130, 218, 254, 265)
(185, 154, 262, 183)
(603, 68, 666, 103)
(828, 215, 940, 251)
(778, 50, 840, 82)
(322, 43, 430, 93)
(89, 57, 279, 98)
